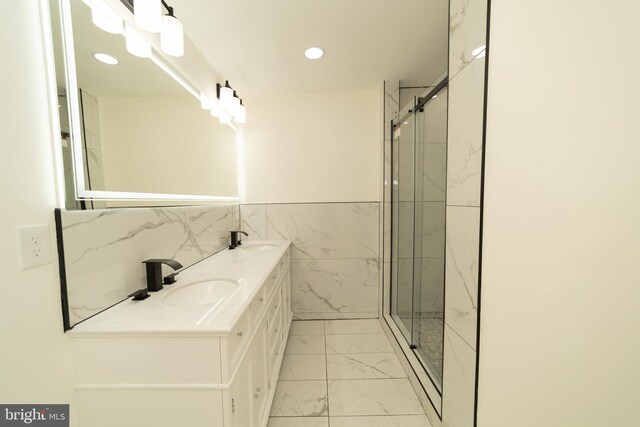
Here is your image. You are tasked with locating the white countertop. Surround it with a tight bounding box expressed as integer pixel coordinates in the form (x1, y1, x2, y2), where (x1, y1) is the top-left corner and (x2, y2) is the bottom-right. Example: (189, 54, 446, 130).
(69, 240, 291, 335)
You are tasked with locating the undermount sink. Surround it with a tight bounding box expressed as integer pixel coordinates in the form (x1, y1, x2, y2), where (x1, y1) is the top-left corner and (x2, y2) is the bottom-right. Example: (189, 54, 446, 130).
(239, 243, 277, 252)
(162, 278, 240, 309)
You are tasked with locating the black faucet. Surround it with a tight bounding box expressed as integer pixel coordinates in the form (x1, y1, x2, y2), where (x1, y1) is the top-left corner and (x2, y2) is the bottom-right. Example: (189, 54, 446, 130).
(142, 259, 183, 292)
(229, 230, 249, 250)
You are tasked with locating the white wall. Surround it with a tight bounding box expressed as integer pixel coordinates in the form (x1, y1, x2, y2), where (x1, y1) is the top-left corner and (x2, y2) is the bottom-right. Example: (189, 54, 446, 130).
(99, 96, 238, 197)
(241, 90, 381, 203)
(0, 0, 76, 422)
(479, 1, 640, 426)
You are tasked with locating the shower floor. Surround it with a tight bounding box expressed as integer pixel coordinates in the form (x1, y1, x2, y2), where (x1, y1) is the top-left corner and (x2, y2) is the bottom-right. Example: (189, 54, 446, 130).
(415, 312, 443, 383)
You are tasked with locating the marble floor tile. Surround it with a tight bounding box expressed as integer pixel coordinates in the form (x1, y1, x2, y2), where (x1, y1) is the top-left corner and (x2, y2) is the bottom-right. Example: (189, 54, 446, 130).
(268, 417, 329, 427)
(289, 320, 325, 336)
(326, 334, 393, 354)
(325, 319, 383, 335)
(285, 335, 326, 355)
(326, 353, 406, 380)
(328, 379, 424, 416)
(270, 381, 328, 417)
(330, 415, 432, 427)
(279, 354, 327, 381)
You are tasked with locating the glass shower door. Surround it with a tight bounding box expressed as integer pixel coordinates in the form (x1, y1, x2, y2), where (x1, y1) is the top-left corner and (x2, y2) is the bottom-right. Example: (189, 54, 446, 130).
(391, 100, 417, 343)
(390, 85, 448, 390)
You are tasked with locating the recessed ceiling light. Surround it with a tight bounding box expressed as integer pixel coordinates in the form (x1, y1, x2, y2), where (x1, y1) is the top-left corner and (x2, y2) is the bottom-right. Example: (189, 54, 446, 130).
(93, 52, 119, 65)
(472, 45, 486, 58)
(304, 47, 324, 60)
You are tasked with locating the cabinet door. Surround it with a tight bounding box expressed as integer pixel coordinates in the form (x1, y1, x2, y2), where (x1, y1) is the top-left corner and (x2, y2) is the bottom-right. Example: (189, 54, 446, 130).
(229, 357, 252, 427)
(251, 321, 269, 427)
(284, 267, 292, 324)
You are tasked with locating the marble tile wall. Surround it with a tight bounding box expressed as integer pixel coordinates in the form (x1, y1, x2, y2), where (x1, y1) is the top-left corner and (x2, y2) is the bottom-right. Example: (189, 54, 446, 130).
(449, 0, 488, 79)
(442, 0, 488, 425)
(240, 202, 380, 319)
(383, 82, 399, 316)
(58, 204, 239, 328)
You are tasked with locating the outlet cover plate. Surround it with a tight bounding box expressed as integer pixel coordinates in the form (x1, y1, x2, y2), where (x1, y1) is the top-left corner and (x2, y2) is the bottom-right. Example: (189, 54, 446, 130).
(16, 224, 52, 270)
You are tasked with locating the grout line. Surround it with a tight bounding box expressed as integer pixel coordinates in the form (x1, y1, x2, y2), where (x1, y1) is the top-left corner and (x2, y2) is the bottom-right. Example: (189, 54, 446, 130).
(324, 322, 331, 426)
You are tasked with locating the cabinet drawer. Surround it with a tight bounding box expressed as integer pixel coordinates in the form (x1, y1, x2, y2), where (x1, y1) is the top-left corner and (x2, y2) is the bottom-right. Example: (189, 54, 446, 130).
(250, 288, 267, 326)
(227, 310, 252, 369)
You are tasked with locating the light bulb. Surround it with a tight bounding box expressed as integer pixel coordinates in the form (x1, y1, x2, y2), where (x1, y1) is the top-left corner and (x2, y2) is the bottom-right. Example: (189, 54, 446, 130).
(125, 25, 151, 58)
(230, 96, 241, 116)
(210, 98, 222, 118)
(91, 0, 123, 34)
(304, 47, 324, 60)
(235, 104, 247, 124)
(161, 15, 184, 57)
(134, 0, 162, 33)
(219, 85, 234, 111)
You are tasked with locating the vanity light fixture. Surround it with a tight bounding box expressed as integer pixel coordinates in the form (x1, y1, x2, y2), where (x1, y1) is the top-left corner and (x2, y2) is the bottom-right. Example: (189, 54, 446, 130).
(215, 81, 246, 124)
(235, 101, 247, 124)
(304, 47, 324, 60)
(210, 98, 223, 118)
(124, 24, 151, 58)
(129, 0, 184, 57)
(230, 92, 241, 116)
(201, 92, 223, 118)
(91, 0, 123, 34)
(134, 0, 162, 33)
(219, 81, 235, 112)
(93, 52, 119, 65)
(160, 4, 184, 57)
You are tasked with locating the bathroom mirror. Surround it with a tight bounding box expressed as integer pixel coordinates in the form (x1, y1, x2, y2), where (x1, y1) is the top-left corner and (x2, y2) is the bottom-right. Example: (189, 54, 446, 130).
(51, 0, 239, 209)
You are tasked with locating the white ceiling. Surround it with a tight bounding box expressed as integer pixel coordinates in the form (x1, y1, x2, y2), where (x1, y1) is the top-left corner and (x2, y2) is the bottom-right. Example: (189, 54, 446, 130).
(169, 0, 449, 95)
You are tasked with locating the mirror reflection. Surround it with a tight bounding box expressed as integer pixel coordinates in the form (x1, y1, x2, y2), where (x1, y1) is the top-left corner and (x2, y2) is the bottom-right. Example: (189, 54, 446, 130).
(52, 0, 239, 209)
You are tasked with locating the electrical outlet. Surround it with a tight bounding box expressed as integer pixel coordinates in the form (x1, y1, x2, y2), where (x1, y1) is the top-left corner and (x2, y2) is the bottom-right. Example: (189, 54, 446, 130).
(16, 224, 52, 270)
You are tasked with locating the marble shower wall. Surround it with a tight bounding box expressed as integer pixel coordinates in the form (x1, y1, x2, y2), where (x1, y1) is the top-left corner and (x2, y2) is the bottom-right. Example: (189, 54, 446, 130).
(240, 202, 380, 319)
(58, 204, 239, 327)
(383, 81, 399, 316)
(442, 0, 488, 425)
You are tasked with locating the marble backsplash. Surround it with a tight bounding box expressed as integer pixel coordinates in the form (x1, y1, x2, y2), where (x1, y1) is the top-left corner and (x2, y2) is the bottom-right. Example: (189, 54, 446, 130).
(240, 202, 380, 319)
(56, 204, 239, 329)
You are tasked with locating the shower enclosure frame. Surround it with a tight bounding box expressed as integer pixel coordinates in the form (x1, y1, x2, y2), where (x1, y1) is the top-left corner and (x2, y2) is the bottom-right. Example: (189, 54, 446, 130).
(383, 76, 449, 419)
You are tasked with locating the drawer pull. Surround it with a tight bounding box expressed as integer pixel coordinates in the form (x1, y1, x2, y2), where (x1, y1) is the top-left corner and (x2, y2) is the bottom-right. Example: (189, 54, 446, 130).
(237, 331, 243, 337)
(259, 297, 264, 302)
(255, 387, 261, 393)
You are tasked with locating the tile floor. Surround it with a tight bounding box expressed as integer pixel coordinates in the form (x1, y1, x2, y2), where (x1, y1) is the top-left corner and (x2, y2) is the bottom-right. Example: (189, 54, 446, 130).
(268, 319, 432, 427)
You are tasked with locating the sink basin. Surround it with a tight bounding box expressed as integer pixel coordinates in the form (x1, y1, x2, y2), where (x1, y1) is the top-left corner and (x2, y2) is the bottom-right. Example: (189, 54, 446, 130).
(239, 243, 277, 252)
(162, 278, 239, 309)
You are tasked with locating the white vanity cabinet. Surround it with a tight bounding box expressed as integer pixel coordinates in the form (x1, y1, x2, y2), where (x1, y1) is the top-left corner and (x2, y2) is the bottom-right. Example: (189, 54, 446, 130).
(70, 243, 292, 427)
